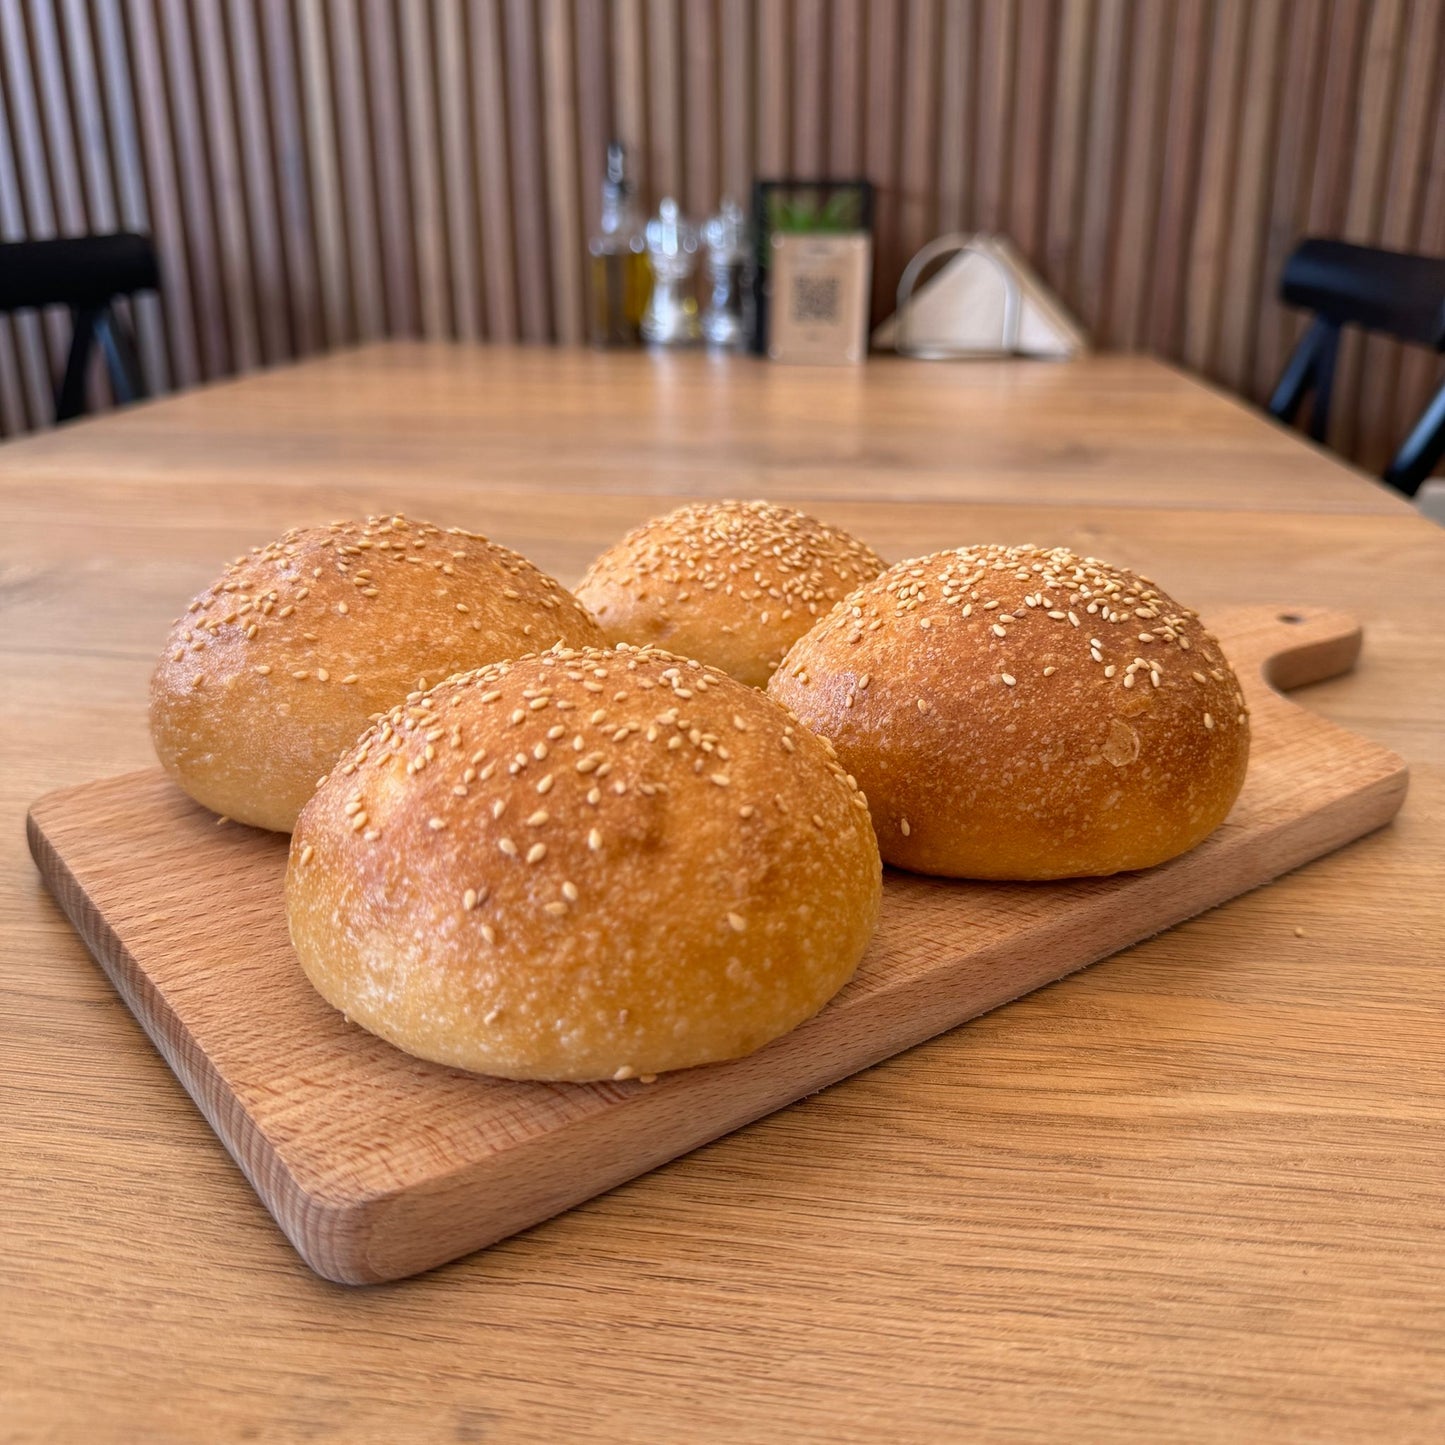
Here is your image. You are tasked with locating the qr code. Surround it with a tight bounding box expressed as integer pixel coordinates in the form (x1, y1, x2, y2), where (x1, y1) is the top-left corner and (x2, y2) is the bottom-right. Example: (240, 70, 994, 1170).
(790, 274, 840, 323)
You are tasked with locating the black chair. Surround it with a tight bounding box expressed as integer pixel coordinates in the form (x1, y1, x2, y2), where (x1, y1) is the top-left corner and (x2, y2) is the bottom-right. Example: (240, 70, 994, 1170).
(1268, 238, 1445, 496)
(0, 233, 159, 423)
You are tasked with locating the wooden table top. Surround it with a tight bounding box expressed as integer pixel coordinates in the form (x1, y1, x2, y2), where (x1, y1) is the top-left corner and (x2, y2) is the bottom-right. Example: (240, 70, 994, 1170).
(5, 345, 1442, 1443)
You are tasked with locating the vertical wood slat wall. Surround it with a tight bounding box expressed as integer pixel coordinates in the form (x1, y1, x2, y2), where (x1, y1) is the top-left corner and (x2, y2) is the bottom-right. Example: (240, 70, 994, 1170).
(0, 0, 1441, 475)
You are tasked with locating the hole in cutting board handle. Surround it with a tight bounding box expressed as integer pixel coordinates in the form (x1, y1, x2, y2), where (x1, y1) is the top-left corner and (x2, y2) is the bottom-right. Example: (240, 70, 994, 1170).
(1278, 611, 1306, 624)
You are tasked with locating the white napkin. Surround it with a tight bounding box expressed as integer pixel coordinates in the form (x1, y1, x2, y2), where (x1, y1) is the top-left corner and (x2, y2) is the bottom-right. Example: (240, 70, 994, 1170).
(873, 235, 1089, 358)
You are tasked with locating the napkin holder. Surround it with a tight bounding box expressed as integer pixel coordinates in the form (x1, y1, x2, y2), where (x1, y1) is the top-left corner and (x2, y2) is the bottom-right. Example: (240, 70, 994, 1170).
(876, 233, 1089, 360)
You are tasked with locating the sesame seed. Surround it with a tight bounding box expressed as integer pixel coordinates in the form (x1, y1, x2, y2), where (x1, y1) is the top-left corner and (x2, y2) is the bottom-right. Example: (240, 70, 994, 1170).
(428, 817, 446, 831)
(739, 805, 756, 819)
(543, 901, 567, 917)
(255, 664, 272, 676)
(710, 773, 730, 787)
(298, 845, 314, 866)
(463, 888, 478, 911)
(1204, 712, 1214, 729)
(733, 714, 748, 731)
(526, 809, 549, 826)
(1043, 665, 1056, 676)
(337, 601, 349, 614)
(1001, 673, 1016, 686)
(291, 669, 310, 680)
(536, 774, 554, 794)
(900, 818, 912, 836)
(526, 843, 547, 864)
(727, 912, 747, 933)
(480, 926, 496, 946)
(562, 881, 579, 902)
(315, 668, 330, 682)
(588, 828, 602, 851)
(498, 838, 518, 857)
(991, 623, 1006, 638)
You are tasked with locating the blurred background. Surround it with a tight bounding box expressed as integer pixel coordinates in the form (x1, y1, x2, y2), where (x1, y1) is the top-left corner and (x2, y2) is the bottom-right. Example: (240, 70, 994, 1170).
(0, 0, 1441, 477)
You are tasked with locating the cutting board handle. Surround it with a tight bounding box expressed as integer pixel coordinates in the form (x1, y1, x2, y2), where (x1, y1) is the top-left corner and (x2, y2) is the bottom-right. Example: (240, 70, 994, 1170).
(1211, 605, 1363, 694)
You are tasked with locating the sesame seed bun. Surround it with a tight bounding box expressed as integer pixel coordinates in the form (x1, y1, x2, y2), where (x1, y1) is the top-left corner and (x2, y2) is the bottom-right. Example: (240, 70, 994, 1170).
(150, 516, 603, 832)
(574, 500, 886, 687)
(286, 645, 882, 1082)
(768, 545, 1251, 880)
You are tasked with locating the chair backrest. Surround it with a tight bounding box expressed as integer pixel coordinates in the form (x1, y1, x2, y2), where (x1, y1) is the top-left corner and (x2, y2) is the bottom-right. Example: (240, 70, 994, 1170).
(0, 233, 159, 314)
(1280, 239, 1445, 351)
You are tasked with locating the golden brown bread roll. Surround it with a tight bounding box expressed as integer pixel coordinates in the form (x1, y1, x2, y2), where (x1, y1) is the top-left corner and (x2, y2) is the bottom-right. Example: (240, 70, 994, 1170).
(286, 644, 882, 1082)
(150, 515, 603, 832)
(574, 499, 886, 687)
(768, 544, 1250, 879)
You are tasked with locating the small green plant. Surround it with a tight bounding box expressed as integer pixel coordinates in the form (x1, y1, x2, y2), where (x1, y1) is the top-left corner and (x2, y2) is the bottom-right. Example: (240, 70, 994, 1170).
(763, 185, 867, 234)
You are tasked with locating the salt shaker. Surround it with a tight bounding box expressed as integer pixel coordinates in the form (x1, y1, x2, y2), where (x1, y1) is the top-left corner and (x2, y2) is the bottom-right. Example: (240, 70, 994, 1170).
(641, 198, 701, 346)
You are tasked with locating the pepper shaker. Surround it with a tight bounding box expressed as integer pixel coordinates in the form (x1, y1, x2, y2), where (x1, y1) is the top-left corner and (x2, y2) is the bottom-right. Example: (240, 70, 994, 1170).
(701, 197, 751, 350)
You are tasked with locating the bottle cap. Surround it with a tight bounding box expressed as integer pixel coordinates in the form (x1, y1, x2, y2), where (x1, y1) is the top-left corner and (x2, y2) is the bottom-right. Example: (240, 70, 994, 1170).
(703, 198, 748, 262)
(646, 198, 697, 258)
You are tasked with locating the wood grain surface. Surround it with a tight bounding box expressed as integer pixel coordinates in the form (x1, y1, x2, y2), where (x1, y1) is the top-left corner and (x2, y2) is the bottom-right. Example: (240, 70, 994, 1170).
(4, 347, 1444, 1441)
(27, 607, 1407, 1285)
(2, 1, 1443, 480)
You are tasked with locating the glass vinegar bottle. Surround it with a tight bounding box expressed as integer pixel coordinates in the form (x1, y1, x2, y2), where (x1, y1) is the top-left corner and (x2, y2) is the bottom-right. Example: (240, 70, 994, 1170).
(588, 142, 650, 346)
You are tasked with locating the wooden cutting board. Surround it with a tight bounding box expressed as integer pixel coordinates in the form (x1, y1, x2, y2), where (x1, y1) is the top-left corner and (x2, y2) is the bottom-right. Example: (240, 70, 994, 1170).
(27, 606, 1407, 1285)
